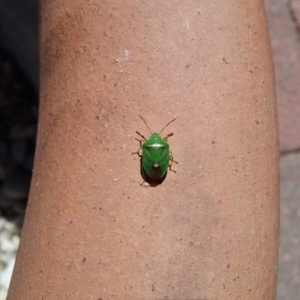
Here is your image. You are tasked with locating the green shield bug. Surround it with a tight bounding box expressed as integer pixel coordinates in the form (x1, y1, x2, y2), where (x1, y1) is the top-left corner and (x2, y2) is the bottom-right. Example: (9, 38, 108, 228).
(133, 115, 178, 186)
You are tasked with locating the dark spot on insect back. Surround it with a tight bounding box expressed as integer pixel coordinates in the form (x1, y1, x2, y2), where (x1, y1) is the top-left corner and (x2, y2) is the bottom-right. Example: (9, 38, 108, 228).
(150, 164, 163, 180)
(139, 161, 167, 187)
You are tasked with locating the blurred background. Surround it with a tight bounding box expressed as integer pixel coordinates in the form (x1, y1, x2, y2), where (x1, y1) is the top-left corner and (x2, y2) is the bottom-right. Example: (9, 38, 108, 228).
(0, 0, 299, 299)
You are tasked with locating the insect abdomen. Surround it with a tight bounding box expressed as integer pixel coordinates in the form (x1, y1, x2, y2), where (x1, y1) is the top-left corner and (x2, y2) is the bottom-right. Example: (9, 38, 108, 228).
(142, 146, 170, 179)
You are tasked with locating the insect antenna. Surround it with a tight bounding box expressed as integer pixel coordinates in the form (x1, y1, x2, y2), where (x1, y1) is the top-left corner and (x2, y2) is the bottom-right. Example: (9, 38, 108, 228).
(135, 131, 147, 141)
(138, 114, 152, 134)
(159, 117, 177, 134)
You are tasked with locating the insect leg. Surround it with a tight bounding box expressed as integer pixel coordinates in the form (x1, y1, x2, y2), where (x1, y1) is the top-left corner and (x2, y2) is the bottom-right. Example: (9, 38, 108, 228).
(132, 149, 142, 157)
(163, 132, 174, 141)
(135, 131, 147, 141)
(132, 137, 143, 157)
(169, 151, 178, 173)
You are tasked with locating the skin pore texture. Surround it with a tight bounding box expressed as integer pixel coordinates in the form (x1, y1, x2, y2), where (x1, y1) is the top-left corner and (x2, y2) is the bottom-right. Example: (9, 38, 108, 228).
(8, 1, 279, 299)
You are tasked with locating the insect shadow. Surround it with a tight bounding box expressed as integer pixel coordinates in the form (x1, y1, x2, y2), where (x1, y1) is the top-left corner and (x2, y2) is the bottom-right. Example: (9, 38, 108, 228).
(133, 115, 178, 187)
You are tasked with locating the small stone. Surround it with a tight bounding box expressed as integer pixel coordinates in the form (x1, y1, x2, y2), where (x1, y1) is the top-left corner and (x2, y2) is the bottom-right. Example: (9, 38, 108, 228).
(0, 239, 17, 252)
(11, 234, 20, 246)
(2, 220, 16, 233)
(0, 255, 15, 289)
(0, 289, 8, 300)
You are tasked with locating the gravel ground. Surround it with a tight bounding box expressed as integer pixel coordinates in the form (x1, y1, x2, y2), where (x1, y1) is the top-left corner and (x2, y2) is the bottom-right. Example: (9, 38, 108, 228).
(277, 153, 300, 300)
(0, 53, 37, 299)
(0, 219, 19, 300)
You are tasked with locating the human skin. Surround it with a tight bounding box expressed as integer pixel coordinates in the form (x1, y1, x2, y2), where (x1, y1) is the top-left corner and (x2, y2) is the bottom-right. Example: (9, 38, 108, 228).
(7, 1, 279, 299)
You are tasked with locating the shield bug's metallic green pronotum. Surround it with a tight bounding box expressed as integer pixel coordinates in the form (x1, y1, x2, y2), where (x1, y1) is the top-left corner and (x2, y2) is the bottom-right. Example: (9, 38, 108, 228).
(133, 115, 178, 185)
